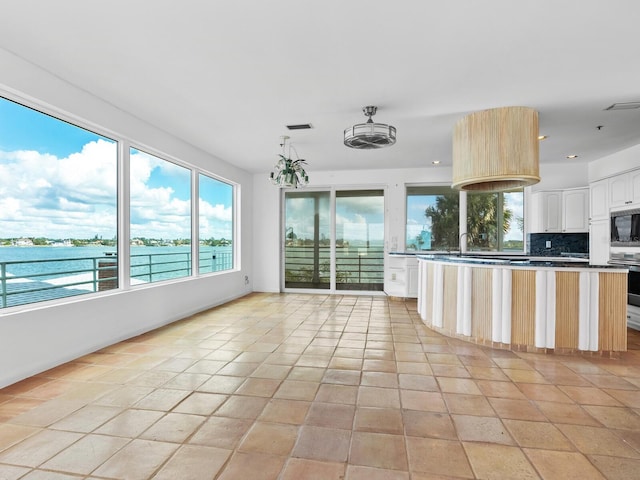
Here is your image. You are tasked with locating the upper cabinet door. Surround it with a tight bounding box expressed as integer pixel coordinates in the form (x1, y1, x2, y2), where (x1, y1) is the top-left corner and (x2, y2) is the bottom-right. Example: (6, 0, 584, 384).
(562, 188, 589, 232)
(609, 170, 640, 208)
(589, 179, 608, 221)
(609, 175, 628, 208)
(630, 169, 640, 205)
(541, 191, 562, 232)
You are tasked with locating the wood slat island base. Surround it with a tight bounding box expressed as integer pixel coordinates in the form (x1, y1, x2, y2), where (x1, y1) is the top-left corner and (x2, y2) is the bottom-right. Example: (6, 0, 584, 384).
(417, 257, 628, 355)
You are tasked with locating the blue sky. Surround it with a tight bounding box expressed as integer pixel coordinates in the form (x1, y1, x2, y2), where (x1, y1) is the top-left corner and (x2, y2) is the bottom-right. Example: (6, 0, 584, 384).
(0, 97, 105, 157)
(285, 193, 384, 245)
(0, 96, 233, 240)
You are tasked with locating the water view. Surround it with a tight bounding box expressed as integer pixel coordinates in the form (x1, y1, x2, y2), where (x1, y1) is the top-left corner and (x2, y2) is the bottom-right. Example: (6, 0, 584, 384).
(0, 245, 233, 308)
(1, 95, 235, 309)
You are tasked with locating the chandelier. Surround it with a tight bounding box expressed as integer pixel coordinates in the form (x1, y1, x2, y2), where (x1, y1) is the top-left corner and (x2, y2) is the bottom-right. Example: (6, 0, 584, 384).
(344, 105, 397, 149)
(269, 136, 309, 188)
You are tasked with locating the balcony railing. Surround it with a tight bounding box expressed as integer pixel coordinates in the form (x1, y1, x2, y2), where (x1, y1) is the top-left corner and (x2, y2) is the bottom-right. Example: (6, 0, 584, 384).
(285, 245, 384, 290)
(0, 250, 233, 309)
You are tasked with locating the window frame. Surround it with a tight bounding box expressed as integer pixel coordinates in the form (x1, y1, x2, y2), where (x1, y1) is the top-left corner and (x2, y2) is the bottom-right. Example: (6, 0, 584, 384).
(0, 89, 239, 312)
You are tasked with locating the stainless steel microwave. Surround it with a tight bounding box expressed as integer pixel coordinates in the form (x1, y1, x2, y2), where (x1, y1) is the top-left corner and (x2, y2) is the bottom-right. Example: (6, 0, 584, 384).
(610, 208, 640, 247)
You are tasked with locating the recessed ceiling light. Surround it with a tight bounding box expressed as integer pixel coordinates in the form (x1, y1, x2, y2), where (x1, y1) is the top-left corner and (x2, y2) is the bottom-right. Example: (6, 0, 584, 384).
(538, 135, 548, 140)
(566, 154, 578, 159)
(432, 160, 440, 165)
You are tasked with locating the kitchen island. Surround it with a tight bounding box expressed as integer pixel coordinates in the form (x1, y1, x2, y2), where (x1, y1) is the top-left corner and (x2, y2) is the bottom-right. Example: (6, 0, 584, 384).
(417, 255, 628, 353)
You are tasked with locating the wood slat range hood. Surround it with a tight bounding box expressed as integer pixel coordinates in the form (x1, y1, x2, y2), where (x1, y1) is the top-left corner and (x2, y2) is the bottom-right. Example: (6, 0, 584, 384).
(452, 106, 541, 192)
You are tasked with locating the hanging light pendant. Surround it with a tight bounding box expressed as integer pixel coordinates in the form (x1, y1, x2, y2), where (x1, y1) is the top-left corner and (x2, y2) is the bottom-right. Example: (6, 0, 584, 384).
(269, 136, 309, 188)
(344, 106, 397, 149)
(452, 106, 540, 192)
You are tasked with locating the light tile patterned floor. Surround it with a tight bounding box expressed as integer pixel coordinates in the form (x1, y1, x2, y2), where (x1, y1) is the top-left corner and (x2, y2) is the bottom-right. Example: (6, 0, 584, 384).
(0, 293, 639, 479)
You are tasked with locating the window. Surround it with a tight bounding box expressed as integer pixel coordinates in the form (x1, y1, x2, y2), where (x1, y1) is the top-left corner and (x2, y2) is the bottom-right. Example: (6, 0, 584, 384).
(406, 186, 524, 253)
(198, 174, 234, 273)
(406, 186, 460, 251)
(129, 148, 192, 283)
(467, 190, 524, 251)
(0, 96, 118, 308)
(0, 93, 238, 309)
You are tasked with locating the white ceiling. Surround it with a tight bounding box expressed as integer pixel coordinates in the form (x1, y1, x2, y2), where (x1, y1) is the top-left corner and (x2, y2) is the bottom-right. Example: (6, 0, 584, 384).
(2, 0, 640, 176)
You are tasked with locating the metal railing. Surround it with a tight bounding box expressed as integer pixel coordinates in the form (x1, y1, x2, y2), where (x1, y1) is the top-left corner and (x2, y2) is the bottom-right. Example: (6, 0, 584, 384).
(0, 250, 233, 309)
(284, 245, 384, 290)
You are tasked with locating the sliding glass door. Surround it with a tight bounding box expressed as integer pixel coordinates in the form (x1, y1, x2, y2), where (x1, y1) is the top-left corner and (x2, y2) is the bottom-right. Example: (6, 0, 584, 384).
(335, 190, 384, 290)
(283, 189, 384, 292)
(284, 191, 330, 289)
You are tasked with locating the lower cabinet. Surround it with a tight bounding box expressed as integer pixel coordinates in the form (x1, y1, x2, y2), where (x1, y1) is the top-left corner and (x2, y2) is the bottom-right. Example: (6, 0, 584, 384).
(628, 305, 640, 331)
(385, 254, 418, 298)
(627, 305, 640, 330)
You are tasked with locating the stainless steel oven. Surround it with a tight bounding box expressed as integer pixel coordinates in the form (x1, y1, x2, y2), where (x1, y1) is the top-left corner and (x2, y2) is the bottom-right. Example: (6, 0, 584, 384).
(629, 265, 640, 307)
(608, 258, 640, 307)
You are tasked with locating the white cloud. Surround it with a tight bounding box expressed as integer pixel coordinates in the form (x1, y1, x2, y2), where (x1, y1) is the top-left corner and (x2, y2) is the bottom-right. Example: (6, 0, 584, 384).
(199, 200, 233, 239)
(0, 140, 117, 238)
(0, 140, 232, 240)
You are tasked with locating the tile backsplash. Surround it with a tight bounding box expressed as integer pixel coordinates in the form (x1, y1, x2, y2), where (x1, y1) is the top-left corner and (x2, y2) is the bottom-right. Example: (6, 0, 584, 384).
(528, 233, 589, 256)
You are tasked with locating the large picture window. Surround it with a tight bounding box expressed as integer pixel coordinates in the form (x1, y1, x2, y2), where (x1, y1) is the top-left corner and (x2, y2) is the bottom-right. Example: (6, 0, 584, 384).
(0, 94, 238, 310)
(406, 186, 460, 251)
(0, 96, 118, 308)
(406, 186, 524, 253)
(129, 148, 192, 284)
(198, 174, 234, 273)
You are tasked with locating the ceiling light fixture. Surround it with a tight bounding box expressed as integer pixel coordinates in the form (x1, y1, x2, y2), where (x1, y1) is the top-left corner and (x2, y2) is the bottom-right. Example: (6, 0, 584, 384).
(566, 154, 578, 159)
(344, 106, 396, 149)
(269, 136, 309, 188)
(452, 106, 540, 192)
(538, 135, 548, 140)
(432, 160, 441, 165)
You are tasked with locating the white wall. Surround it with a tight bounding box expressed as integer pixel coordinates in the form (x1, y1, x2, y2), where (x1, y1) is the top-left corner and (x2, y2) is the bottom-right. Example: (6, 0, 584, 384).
(588, 144, 640, 181)
(531, 162, 590, 191)
(0, 48, 253, 388)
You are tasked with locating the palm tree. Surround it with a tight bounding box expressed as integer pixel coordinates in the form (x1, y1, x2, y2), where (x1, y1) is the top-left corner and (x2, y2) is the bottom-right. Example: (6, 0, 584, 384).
(424, 193, 512, 251)
(425, 194, 460, 250)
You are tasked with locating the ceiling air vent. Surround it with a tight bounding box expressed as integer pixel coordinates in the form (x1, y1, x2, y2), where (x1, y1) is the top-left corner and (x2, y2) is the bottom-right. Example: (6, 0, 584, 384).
(604, 102, 640, 111)
(286, 123, 313, 130)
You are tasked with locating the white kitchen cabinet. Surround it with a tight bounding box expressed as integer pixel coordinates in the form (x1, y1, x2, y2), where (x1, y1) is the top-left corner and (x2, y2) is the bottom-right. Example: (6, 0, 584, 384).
(589, 219, 609, 266)
(385, 254, 419, 298)
(562, 188, 589, 232)
(407, 262, 418, 297)
(539, 191, 562, 232)
(533, 188, 588, 233)
(609, 169, 640, 208)
(589, 178, 609, 221)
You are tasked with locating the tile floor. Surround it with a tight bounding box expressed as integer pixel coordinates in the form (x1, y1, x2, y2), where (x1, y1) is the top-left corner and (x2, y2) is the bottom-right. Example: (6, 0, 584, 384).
(1, 293, 639, 479)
